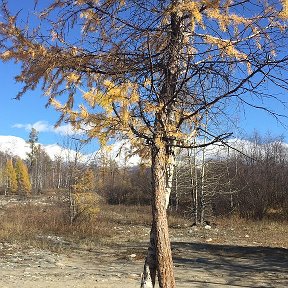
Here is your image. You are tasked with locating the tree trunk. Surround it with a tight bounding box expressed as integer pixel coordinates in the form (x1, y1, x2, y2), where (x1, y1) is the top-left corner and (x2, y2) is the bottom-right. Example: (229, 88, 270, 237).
(141, 144, 176, 288)
(174, 167, 179, 212)
(200, 146, 206, 225)
(141, 223, 156, 288)
(188, 148, 198, 225)
(142, 1, 181, 285)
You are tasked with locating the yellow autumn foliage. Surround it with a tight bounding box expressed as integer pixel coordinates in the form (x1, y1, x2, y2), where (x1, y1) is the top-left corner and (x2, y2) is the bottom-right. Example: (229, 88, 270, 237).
(72, 168, 100, 220)
(4, 159, 18, 193)
(73, 192, 100, 220)
(204, 35, 247, 60)
(15, 159, 31, 195)
(66, 72, 81, 84)
(280, 0, 288, 18)
(0, 0, 286, 163)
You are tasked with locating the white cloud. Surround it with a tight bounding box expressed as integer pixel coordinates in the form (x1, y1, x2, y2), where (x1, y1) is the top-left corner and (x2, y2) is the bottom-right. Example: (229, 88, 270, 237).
(13, 121, 48, 132)
(13, 120, 83, 136)
(54, 124, 81, 135)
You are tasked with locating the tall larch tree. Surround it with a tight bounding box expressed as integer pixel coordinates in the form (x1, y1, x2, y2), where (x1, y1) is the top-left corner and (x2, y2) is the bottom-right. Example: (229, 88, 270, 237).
(4, 159, 17, 194)
(1, 1, 288, 287)
(15, 159, 32, 196)
(26, 127, 39, 191)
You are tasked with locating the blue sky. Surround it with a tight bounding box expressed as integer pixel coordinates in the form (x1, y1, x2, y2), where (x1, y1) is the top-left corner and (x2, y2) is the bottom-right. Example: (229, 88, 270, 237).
(0, 0, 73, 145)
(1, 1, 288, 147)
(0, 59, 80, 144)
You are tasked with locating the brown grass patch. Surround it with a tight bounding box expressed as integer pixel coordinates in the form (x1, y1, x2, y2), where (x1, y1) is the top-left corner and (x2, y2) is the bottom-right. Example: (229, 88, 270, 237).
(0, 198, 154, 249)
(0, 196, 287, 251)
(216, 215, 288, 248)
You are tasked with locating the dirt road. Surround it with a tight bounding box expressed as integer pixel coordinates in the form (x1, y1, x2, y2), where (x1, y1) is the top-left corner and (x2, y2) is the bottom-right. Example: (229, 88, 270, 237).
(0, 239, 287, 288)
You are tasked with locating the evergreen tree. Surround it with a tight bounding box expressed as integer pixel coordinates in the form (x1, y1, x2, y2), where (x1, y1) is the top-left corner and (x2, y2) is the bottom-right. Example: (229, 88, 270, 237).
(27, 128, 39, 169)
(27, 128, 39, 192)
(4, 159, 18, 194)
(15, 159, 31, 195)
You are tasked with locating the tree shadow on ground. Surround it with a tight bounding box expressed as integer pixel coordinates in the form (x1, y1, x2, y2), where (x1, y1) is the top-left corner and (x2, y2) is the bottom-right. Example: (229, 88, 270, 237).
(171, 242, 288, 287)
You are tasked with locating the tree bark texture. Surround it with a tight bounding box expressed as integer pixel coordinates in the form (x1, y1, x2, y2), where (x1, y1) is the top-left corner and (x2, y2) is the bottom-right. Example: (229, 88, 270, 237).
(141, 143, 176, 288)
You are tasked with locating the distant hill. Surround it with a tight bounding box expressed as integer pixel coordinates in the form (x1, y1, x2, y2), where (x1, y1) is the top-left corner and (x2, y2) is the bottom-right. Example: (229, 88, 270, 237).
(0, 135, 141, 166)
(1, 135, 284, 166)
(0, 136, 30, 159)
(0, 135, 88, 162)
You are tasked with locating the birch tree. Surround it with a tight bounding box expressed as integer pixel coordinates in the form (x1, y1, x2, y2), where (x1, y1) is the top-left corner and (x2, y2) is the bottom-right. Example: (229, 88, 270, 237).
(1, 1, 288, 287)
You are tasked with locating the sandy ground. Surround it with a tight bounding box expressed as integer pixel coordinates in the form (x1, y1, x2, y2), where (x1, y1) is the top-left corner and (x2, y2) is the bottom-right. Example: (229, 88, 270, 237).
(0, 196, 287, 287)
(0, 237, 287, 288)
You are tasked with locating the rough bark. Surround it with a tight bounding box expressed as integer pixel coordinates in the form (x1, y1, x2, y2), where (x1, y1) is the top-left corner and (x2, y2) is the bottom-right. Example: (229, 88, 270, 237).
(152, 144, 175, 288)
(141, 144, 176, 288)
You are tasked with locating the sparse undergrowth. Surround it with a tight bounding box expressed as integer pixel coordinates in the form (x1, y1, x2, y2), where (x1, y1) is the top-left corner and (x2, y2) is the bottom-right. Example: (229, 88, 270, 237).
(0, 195, 153, 250)
(0, 194, 287, 252)
(215, 215, 288, 248)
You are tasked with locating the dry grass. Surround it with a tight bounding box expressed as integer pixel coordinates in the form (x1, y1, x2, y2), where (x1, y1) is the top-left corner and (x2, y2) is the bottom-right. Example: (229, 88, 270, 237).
(216, 215, 288, 248)
(0, 199, 114, 249)
(0, 197, 154, 249)
(0, 204, 66, 240)
(98, 204, 152, 226)
(0, 195, 287, 251)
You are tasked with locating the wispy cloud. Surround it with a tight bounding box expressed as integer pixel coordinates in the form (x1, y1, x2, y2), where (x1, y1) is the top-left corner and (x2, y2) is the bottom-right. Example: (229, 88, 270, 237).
(13, 121, 83, 136)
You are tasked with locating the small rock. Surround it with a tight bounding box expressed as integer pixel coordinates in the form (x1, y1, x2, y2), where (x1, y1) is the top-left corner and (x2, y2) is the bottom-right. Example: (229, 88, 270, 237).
(204, 225, 211, 230)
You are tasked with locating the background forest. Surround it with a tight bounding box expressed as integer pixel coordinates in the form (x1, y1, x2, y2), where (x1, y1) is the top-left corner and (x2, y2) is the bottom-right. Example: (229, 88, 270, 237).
(1, 129, 287, 223)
